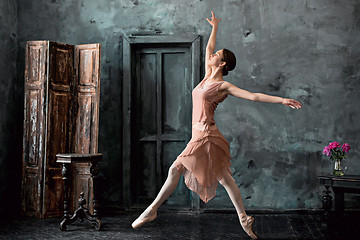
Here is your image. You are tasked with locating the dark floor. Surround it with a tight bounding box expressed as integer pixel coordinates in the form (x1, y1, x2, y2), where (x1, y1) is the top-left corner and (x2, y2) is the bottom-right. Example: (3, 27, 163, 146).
(0, 210, 359, 240)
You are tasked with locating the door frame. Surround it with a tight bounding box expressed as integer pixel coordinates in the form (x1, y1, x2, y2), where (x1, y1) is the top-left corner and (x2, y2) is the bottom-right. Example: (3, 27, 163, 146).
(122, 34, 201, 209)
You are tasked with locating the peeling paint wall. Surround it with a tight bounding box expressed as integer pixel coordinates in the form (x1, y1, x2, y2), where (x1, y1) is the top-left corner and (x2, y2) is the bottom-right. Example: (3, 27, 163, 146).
(0, 0, 20, 220)
(6, 0, 360, 211)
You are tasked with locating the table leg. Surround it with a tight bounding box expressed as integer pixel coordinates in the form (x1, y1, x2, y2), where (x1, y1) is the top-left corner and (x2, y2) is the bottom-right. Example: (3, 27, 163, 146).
(322, 186, 333, 215)
(333, 188, 344, 215)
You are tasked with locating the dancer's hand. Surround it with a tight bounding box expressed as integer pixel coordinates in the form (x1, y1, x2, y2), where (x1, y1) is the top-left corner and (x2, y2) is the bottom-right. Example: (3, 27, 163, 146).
(206, 11, 221, 28)
(282, 98, 303, 109)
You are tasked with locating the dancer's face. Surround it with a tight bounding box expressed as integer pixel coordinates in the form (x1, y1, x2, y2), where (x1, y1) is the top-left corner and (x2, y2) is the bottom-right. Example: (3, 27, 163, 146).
(209, 49, 225, 67)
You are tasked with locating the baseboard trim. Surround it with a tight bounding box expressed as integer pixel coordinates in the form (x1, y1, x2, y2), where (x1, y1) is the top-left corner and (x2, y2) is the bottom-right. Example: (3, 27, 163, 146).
(99, 204, 360, 216)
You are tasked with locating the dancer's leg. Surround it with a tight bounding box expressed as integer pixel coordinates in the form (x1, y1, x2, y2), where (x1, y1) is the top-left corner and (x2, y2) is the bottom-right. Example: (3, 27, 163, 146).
(149, 163, 181, 209)
(218, 171, 257, 239)
(218, 171, 246, 216)
(132, 163, 181, 229)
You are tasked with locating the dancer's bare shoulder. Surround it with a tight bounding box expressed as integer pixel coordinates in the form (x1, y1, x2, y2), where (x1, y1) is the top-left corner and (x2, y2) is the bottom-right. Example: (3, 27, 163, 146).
(219, 80, 240, 92)
(218, 81, 255, 100)
(218, 81, 236, 92)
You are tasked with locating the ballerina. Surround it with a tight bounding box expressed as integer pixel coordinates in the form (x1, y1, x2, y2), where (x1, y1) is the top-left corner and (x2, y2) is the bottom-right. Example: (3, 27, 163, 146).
(131, 11, 302, 239)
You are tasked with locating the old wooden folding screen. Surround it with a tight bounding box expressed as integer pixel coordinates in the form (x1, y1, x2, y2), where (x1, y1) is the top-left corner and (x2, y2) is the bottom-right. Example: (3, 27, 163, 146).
(22, 41, 101, 218)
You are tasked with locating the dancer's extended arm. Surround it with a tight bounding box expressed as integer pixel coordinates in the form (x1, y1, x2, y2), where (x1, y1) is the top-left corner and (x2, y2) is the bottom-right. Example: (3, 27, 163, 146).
(205, 11, 221, 77)
(220, 81, 303, 110)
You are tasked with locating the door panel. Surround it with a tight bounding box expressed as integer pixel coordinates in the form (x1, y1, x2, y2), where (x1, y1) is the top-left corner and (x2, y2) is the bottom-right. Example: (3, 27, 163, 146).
(74, 43, 101, 154)
(162, 141, 189, 206)
(22, 41, 48, 217)
(162, 53, 187, 135)
(72, 43, 101, 213)
(136, 52, 157, 138)
(43, 42, 74, 217)
(131, 46, 191, 208)
(137, 142, 157, 203)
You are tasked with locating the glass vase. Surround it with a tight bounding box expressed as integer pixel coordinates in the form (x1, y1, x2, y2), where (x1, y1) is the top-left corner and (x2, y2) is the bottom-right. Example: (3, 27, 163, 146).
(333, 159, 344, 176)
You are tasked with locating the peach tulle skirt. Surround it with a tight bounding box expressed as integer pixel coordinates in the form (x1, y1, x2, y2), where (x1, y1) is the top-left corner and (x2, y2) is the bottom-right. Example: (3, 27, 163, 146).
(173, 122, 232, 203)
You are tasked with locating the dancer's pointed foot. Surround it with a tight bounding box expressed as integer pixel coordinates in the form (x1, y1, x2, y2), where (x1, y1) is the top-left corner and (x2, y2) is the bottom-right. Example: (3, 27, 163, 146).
(239, 213, 258, 239)
(131, 206, 157, 229)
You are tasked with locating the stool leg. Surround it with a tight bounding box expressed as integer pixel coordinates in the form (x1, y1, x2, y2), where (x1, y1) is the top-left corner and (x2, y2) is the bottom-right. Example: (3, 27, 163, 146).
(90, 162, 101, 230)
(60, 163, 70, 231)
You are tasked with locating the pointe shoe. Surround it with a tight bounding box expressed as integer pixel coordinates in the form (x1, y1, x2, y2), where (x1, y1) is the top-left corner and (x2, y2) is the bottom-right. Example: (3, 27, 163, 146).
(239, 213, 258, 239)
(131, 208, 157, 229)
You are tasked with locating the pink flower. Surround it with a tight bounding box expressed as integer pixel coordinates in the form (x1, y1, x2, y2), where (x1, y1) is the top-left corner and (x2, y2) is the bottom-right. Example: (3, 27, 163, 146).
(323, 146, 331, 157)
(342, 143, 350, 153)
(329, 141, 341, 150)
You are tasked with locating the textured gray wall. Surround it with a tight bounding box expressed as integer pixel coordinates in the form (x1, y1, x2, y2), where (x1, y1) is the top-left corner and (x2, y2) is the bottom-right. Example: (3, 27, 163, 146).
(3, 0, 359, 212)
(0, 0, 21, 220)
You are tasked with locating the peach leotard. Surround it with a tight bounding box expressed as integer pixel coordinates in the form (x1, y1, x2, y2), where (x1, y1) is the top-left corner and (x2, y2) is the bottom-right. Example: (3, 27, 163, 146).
(173, 76, 232, 203)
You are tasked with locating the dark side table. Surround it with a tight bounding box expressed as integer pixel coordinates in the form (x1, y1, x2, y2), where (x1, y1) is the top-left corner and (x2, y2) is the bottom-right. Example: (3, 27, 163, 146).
(318, 175, 360, 215)
(56, 153, 102, 230)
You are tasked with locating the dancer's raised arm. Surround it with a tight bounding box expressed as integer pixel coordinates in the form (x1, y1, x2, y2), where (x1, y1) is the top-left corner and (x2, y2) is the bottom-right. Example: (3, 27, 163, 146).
(205, 11, 221, 77)
(220, 82, 303, 110)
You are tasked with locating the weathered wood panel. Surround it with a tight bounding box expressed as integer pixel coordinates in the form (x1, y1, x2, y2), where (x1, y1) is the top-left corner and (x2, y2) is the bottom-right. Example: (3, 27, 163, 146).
(71, 43, 101, 213)
(22, 41, 48, 218)
(74, 44, 101, 154)
(43, 42, 74, 218)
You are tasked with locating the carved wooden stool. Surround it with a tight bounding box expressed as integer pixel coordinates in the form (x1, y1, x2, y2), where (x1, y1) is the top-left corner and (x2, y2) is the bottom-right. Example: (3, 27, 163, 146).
(56, 153, 102, 231)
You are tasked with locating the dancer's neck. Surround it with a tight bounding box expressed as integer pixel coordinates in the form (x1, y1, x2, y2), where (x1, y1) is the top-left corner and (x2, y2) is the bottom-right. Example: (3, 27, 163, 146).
(209, 67, 223, 81)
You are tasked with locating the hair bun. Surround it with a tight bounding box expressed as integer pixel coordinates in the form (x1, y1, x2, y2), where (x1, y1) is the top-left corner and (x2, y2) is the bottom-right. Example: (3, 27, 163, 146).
(222, 49, 236, 76)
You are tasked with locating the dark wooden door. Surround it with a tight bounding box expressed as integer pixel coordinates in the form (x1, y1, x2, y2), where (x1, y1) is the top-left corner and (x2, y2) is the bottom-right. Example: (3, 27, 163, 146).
(131, 45, 192, 208)
(43, 42, 75, 217)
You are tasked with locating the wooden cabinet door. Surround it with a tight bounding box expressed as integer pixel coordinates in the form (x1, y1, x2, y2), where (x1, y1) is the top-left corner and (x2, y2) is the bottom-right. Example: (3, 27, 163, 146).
(22, 41, 49, 217)
(131, 45, 192, 208)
